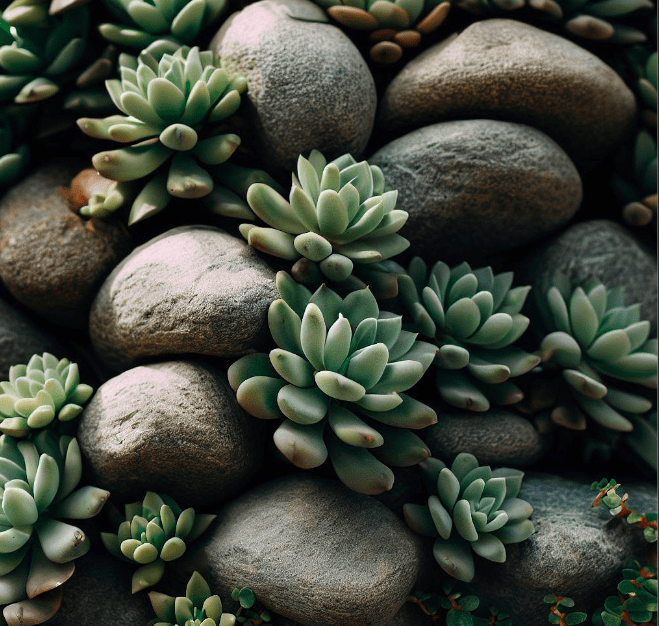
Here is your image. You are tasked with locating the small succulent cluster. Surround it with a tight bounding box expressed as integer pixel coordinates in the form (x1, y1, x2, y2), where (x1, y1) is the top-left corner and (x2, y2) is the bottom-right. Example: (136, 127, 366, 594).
(240, 151, 409, 296)
(591, 478, 658, 543)
(543, 595, 587, 626)
(451, 0, 653, 44)
(77, 46, 252, 224)
(0, 353, 94, 438)
(101, 491, 216, 592)
(313, 0, 451, 63)
(229, 271, 437, 495)
(99, 0, 227, 52)
(396, 258, 539, 412)
(404, 453, 534, 582)
(148, 571, 236, 626)
(534, 275, 657, 445)
(0, 432, 110, 626)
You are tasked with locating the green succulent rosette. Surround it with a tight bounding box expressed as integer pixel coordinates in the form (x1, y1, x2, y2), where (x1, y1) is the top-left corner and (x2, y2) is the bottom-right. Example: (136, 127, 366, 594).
(101, 491, 216, 593)
(404, 453, 534, 583)
(537, 275, 657, 440)
(396, 258, 540, 412)
(0, 353, 94, 438)
(229, 272, 438, 495)
(313, 0, 451, 64)
(77, 46, 253, 225)
(0, 432, 110, 626)
(240, 150, 410, 296)
(0, 8, 88, 104)
(451, 0, 653, 44)
(148, 571, 236, 626)
(99, 0, 227, 52)
(0, 117, 28, 186)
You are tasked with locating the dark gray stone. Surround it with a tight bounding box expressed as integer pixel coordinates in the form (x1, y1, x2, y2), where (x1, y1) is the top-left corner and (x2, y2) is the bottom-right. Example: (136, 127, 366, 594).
(425, 409, 546, 468)
(379, 19, 636, 166)
(370, 120, 582, 262)
(211, 0, 376, 171)
(0, 295, 61, 381)
(0, 163, 133, 328)
(473, 473, 656, 623)
(193, 474, 425, 626)
(522, 219, 658, 332)
(78, 360, 265, 506)
(89, 225, 278, 372)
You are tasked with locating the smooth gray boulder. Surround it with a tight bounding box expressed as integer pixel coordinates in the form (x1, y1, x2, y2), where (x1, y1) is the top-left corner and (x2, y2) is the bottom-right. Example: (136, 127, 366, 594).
(0, 163, 133, 328)
(522, 220, 657, 332)
(211, 0, 376, 171)
(78, 360, 265, 506)
(425, 409, 545, 467)
(89, 225, 278, 372)
(194, 474, 425, 626)
(379, 19, 636, 166)
(473, 473, 656, 622)
(370, 120, 582, 262)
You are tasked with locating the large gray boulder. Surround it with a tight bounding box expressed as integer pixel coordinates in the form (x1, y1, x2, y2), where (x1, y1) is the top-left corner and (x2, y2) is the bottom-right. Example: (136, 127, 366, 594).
(370, 120, 582, 262)
(89, 225, 278, 372)
(78, 361, 265, 506)
(211, 0, 376, 171)
(379, 20, 636, 166)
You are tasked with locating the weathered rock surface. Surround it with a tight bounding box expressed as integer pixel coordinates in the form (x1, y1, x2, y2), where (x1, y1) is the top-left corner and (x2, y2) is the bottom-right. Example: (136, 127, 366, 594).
(523, 220, 658, 331)
(379, 20, 636, 165)
(89, 225, 278, 372)
(0, 163, 133, 328)
(78, 360, 265, 506)
(0, 294, 62, 380)
(425, 409, 545, 467)
(473, 473, 656, 622)
(195, 474, 424, 626)
(370, 120, 582, 261)
(211, 0, 376, 171)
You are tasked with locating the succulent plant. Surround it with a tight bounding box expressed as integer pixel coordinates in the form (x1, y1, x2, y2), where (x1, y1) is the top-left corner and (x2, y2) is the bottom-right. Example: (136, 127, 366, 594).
(148, 571, 236, 626)
(451, 0, 653, 44)
(404, 453, 534, 582)
(0, 353, 94, 438)
(536, 275, 657, 441)
(99, 0, 227, 52)
(77, 46, 256, 225)
(395, 258, 540, 412)
(0, 116, 29, 186)
(0, 8, 89, 104)
(1, 0, 90, 27)
(312, 0, 451, 63)
(101, 491, 216, 593)
(240, 151, 410, 296)
(229, 271, 438, 495)
(0, 431, 110, 626)
(543, 595, 587, 626)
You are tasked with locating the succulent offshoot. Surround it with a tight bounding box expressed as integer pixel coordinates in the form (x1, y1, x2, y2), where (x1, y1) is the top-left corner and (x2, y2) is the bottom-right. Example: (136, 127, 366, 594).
(313, 0, 451, 63)
(404, 453, 534, 582)
(0, 432, 110, 626)
(0, 118, 28, 186)
(240, 150, 410, 297)
(148, 571, 237, 626)
(396, 258, 539, 412)
(0, 353, 94, 438)
(77, 46, 254, 225)
(101, 491, 216, 593)
(229, 272, 438, 495)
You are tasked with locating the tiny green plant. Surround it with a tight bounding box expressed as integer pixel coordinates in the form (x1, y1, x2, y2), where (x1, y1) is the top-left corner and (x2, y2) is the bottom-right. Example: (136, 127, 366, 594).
(101, 491, 216, 593)
(543, 595, 587, 626)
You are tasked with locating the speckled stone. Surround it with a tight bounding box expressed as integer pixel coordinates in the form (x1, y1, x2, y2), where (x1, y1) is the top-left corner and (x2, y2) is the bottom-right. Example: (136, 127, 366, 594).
(211, 0, 376, 171)
(522, 219, 658, 331)
(370, 119, 582, 262)
(89, 225, 278, 372)
(78, 360, 265, 506)
(379, 20, 636, 165)
(0, 163, 133, 328)
(193, 474, 425, 626)
(473, 473, 656, 622)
